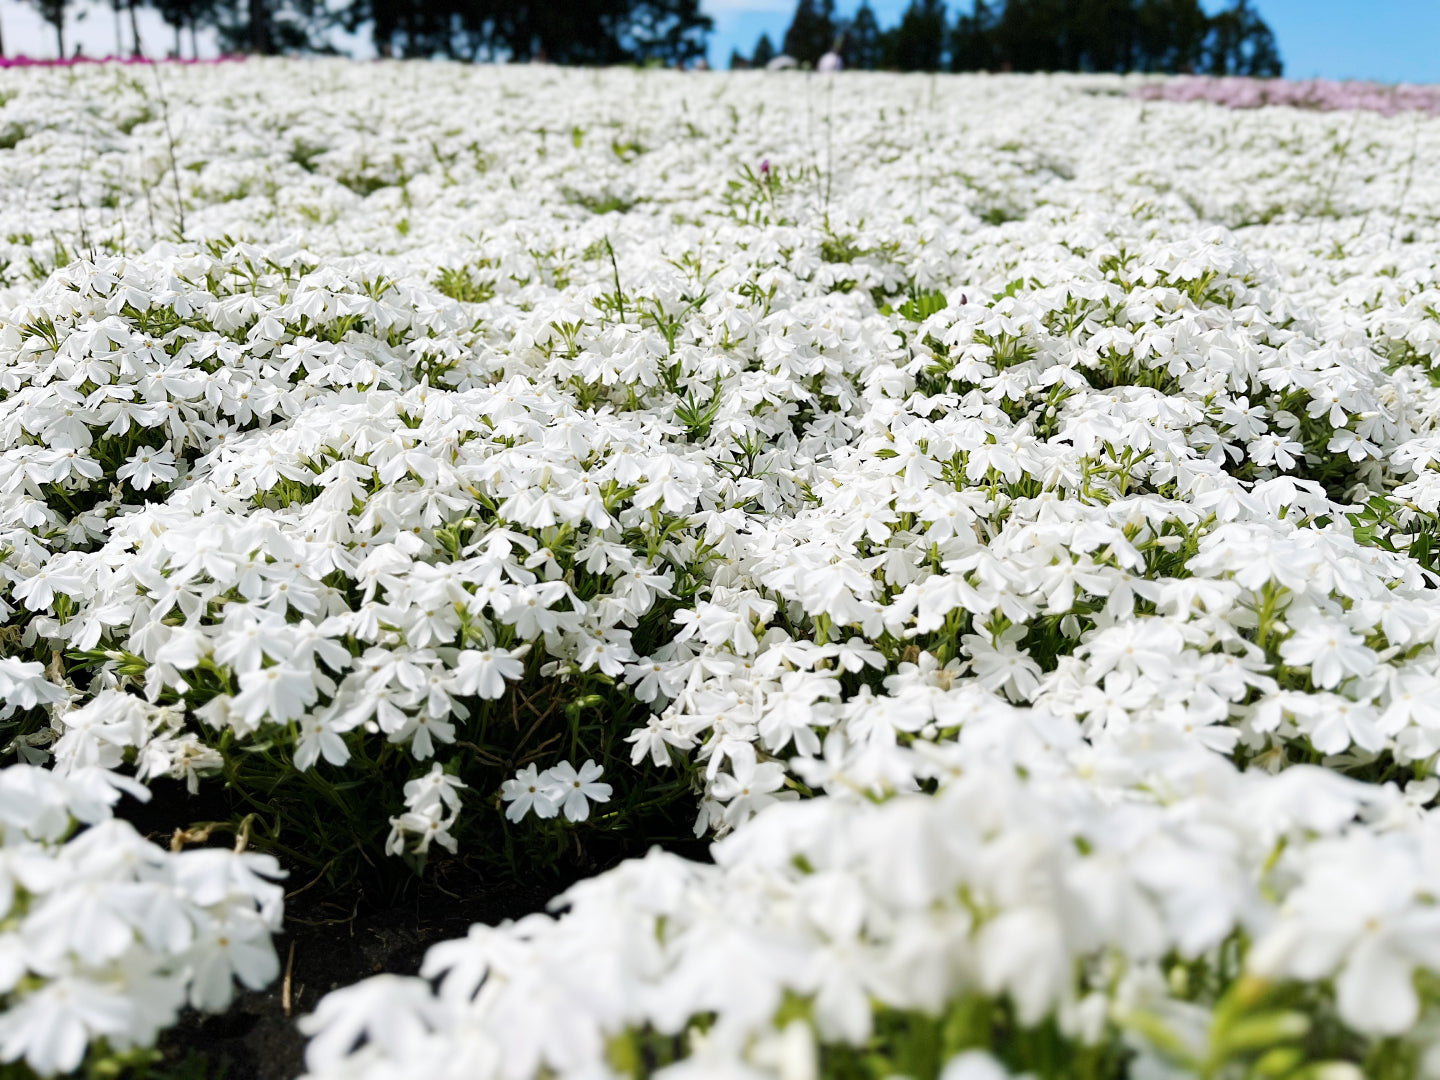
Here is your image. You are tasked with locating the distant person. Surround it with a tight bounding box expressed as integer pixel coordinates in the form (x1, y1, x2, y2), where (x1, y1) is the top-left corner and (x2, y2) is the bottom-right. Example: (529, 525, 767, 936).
(817, 50, 842, 73)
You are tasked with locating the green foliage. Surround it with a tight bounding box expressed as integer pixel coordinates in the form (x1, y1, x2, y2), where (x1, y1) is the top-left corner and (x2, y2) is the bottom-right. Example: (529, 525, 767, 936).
(562, 188, 641, 215)
(604, 966, 1392, 1080)
(1347, 494, 1440, 579)
(434, 262, 498, 304)
(879, 288, 948, 322)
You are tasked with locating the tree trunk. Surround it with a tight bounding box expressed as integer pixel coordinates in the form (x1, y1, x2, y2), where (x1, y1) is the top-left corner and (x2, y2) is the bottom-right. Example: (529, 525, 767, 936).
(0, 11, 7, 59)
(189, 19, 198, 60)
(249, 0, 272, 55)
(53, 18, 65, 61)
(127, 0, 143, 57)
(112, 0, 124, 57)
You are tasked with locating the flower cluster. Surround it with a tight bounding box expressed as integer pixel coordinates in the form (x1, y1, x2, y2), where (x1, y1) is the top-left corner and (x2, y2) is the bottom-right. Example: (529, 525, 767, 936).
(301, 701, 1427, 1079)
(1135, 74, 1440, 116)
(500, 759, 612, 823)
(0, 58, 1438, 1074)
(386, 762, 469, 855)
(0, 763, 284, 1077)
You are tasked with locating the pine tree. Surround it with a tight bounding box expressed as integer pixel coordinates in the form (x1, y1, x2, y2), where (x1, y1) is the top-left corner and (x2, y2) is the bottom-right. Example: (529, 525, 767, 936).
(947, 0, 1280, 76)
(884, 0, 946, 71)
(782, 0, 835, 65)
(1134, 0, 1208, 72)
(843, 1, 884, 69)
(751, 30, 776, 67)
(1069, 0, 1135, 71)
(950, 0, 999, 70)
(992, 0, 1068, 71)
(1206, 0, 1281, 76)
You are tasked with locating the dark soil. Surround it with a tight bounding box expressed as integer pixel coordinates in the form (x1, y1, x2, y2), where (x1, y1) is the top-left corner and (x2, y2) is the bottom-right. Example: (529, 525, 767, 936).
(153, 872, 557, 1080)
(124, 780, 710, 1080)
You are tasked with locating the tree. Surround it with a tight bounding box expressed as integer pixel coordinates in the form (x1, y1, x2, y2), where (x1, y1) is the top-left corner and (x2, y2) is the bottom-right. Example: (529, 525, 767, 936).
(1206, 0, 1281, 76)
(991, 0, 1067, 71)
(1067, 0, 1137, 72)
(622, 0, 713, 67)
(337, 0, 441, 59)
(247, 0, 272, 52)
(365, 0, 464, 58)
(884, 0, 946, 71)
(110, 0, 124, 55)
(950, 0, 998, 69)
(842, 1, 884, 69)
(341, 0, 512, 60)
(781, 0, 835, 65)
(23, 0, 69, 57)
(202, 0, 340, 56)
(1134, 0, 1208, 73)
(488, 0, 644, 64)
(751, 30, 776, 67)
(946, 0, 1280, 76)
(126, 0, 144, 56)
(155, 0, 210, 57)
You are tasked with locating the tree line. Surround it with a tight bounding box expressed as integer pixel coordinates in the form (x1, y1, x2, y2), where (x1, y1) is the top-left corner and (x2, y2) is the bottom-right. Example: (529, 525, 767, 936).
(7, 0, 1280, 77)
(740, 0, 1281, 76)
(7, 0, 713, 65)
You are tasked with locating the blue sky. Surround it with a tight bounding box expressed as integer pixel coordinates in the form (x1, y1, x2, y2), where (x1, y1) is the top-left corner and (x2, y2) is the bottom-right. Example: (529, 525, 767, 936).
(704, 0, 1440, 84)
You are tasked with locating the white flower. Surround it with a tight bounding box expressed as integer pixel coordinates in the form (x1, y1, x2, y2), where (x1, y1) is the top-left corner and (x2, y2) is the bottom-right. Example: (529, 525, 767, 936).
(403, 763, 467, 818)
(295, 714, 351, 771)
(710, 758, 789, 829)
(541, 759, 612, 823)
(232, 665, 321, 728)
(449, 648, 525, 700)
(0, 976, 135, 1076)
(188, 910, 283, 1011)
(963, 628, 1042, 702)
(1280, 621, 1376, 689)
(299, 975, 445, 1074)
(940, 1051, 1016, 1080)
(500, 764, 560, 823)
(115, 447, 178, 490)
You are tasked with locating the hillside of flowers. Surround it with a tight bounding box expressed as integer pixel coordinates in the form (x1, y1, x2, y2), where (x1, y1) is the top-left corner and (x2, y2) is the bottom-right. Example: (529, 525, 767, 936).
(3, 60, 1440, 1078)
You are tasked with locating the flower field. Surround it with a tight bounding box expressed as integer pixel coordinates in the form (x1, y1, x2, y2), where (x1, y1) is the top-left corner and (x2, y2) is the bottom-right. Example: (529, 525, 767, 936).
(3, 59, 1440, 1078)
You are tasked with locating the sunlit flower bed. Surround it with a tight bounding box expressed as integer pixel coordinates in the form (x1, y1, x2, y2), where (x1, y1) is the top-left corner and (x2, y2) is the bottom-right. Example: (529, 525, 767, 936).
(3, 59, 1440, 1078)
